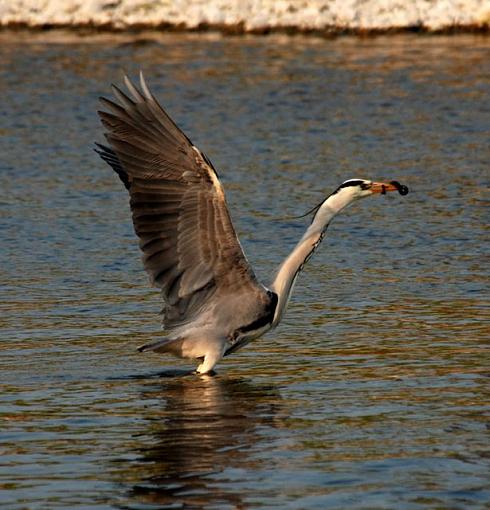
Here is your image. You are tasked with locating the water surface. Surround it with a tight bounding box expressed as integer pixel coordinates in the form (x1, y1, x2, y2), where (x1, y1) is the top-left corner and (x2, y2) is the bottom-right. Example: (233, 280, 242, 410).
(0, 31, 488, 509)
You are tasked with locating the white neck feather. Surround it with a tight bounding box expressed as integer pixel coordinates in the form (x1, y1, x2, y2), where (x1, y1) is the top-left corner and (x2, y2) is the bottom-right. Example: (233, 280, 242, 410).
(270, 188, 358, 327)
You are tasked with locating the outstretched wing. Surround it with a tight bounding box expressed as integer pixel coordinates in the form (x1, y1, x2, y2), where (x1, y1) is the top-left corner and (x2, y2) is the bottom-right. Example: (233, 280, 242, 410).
(96, 73, 261, 329)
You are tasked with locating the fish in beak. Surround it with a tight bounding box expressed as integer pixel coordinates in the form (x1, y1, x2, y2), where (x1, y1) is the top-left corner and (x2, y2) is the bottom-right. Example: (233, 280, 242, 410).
(371, 180, 409, 195)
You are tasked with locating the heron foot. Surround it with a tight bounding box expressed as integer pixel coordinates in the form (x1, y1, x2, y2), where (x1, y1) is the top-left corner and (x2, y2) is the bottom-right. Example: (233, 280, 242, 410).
(193, 369, 217, 377)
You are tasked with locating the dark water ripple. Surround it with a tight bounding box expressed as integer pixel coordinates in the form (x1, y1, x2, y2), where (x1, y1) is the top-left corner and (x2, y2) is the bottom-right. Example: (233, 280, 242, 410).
(0, 31, 488, 509)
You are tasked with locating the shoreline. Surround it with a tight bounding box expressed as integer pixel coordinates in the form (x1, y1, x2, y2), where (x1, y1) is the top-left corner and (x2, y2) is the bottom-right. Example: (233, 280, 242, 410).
(1, 22, 488, 37)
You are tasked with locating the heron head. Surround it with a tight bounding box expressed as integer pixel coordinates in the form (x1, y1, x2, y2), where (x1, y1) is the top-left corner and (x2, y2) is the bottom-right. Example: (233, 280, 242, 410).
(294, 178, 409, 221)
(333, 179, 409, 200)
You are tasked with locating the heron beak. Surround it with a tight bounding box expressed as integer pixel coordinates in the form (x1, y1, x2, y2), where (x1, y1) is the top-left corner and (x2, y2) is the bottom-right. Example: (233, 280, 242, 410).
(370, 182, 399, 195)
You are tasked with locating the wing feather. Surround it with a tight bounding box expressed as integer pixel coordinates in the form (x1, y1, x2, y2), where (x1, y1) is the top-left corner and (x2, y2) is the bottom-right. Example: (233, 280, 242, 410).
(97, 73, 261, 329)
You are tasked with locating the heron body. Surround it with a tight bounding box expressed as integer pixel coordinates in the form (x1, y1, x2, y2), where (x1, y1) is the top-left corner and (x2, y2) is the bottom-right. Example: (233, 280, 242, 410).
(96, 73, 407, 374)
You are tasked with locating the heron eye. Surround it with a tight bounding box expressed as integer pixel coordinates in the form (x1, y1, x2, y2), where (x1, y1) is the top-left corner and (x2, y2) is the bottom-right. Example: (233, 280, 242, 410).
(360, 182, 371, 190)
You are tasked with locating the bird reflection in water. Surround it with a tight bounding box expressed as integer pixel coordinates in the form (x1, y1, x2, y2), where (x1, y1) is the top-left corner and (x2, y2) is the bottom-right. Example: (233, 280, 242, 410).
(126, 374, 281, 508)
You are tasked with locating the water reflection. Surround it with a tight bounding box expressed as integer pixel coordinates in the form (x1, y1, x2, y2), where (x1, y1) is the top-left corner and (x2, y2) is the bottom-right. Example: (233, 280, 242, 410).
(124, 375, 281, 508)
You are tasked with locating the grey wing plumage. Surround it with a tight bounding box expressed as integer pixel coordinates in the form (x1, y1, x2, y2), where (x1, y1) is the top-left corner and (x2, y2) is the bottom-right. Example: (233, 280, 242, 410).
(96, 73, 261, 329)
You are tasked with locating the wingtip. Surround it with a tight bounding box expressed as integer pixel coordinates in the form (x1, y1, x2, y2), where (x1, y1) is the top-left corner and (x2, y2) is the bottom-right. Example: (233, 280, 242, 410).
(94, 141, 110, 152)
(123, 74, 132, 91)
(98, 95, 110, 106)
(139, 70, 152, 99)
(123, 73, 146, 102)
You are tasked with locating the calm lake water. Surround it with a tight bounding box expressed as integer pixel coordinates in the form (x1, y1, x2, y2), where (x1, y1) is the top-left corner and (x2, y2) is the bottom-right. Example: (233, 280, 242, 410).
(0, 30, 488, 509)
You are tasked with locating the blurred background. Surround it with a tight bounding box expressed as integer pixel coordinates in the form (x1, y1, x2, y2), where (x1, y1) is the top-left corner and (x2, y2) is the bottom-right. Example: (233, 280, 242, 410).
(0, 5, 489, 509)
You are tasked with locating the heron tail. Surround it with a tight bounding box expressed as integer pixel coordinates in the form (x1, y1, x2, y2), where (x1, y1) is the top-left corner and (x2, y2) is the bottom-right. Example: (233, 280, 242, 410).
(137, 337, 184, 354)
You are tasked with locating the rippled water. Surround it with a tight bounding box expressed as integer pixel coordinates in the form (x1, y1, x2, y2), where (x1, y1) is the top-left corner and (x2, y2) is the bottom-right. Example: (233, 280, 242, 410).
(0, 31, 488, 509)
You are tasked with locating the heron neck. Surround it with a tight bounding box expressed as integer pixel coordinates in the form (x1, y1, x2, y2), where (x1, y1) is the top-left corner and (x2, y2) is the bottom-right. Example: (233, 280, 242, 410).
(270, 190, 355, 327)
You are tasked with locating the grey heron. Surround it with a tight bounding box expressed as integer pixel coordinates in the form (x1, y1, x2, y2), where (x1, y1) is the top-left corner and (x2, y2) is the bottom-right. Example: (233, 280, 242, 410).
(96, 73, 408, 374)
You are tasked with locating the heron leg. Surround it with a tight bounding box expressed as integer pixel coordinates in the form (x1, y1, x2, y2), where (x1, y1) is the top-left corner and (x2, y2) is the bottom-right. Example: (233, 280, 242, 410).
(195, 349, 222, 374)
